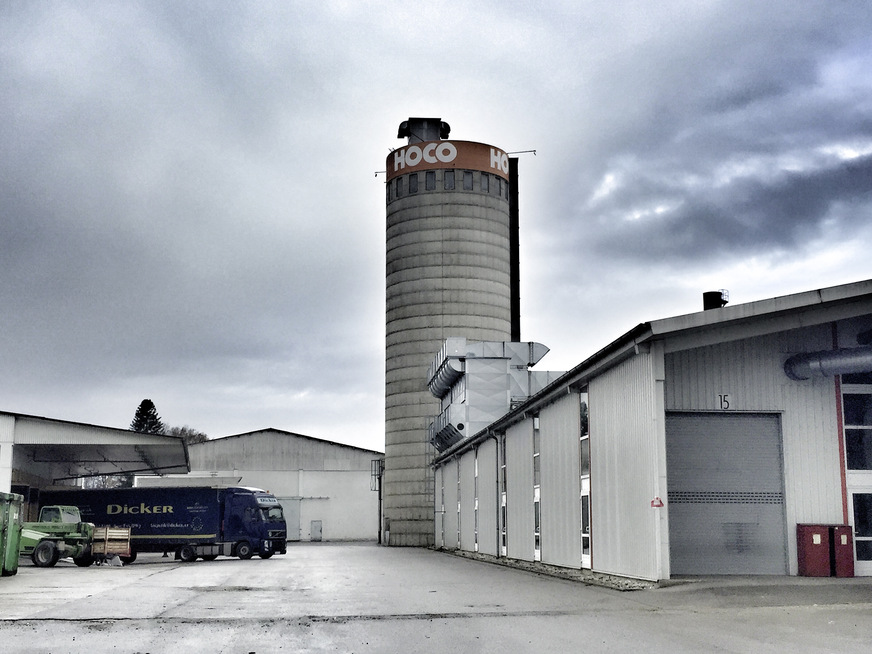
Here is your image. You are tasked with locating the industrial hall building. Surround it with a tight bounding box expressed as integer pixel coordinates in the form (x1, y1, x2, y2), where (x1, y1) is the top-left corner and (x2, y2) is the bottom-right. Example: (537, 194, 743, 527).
(380, 116, 872, 579)
(430, 279, 872, 580)
(2, 416, 382, 542)
(144, 429, 383, 542)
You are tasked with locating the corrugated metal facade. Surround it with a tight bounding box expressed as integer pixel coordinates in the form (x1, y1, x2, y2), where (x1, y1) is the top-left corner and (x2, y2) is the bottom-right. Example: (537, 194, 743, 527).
(0, 414, 14, 491)
(434, 465, 444, 547)
(477, 439, 499, 556)
(505, 420, 534, 560)
(188, 430, 382, 542)
(430, 284, 872, 580)
(539, 392, 582, 568)
(666, 412, 788, 574)
(665, 324, 843, 573)
(590, 350, 665, 580)
(459, 451, 476, 550)
(189, 430, 378, 471)
(442, 458, 459, 549)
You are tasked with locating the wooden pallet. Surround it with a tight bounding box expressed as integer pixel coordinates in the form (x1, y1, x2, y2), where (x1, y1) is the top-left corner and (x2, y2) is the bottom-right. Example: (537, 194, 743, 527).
(91, 526, 131, 557)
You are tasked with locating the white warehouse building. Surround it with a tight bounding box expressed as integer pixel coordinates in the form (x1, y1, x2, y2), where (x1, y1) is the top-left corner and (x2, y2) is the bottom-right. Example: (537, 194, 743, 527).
(177, 430, 383, 542)
(432, 279, 872, 580)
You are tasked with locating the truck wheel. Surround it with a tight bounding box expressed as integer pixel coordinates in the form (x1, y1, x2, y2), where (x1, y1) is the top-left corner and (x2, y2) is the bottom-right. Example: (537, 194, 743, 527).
(179, 545, 198, 563)
(73, 555, 94, 567)
(119, 552, 137, 565)
(32, 540, 60, 567)
(258, 552, 274, 559)
(235, 541, 253, 560)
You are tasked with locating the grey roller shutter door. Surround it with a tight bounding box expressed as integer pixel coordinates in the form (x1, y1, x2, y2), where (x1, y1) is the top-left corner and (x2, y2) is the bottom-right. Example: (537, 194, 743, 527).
(666, 413, 788, 575)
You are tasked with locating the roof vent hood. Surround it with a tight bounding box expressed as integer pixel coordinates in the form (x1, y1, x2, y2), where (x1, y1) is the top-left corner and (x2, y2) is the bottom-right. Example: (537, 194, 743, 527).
(397, 117, 451, 144)
(703, 289, 729, 310)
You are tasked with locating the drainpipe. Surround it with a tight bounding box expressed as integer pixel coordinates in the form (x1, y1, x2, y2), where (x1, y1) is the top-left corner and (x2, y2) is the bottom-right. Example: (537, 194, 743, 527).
(784, 346, 872, 381)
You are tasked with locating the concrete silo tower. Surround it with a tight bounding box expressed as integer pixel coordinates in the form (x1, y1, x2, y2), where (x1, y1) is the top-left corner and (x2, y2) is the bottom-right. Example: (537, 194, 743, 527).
(384, 118, 519, 546)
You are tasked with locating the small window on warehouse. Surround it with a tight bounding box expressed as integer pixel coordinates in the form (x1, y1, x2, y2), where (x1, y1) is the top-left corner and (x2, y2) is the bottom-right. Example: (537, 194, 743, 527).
(395, 176, 403, 198)
(386, 181, 391, 202)
(426, 170, 436, 191)
(444, 170, 455, 190)
(843, 372, 872, 471)
(409, 173, 418, 194)
(463, 171, 473, 191)
(481, 173, 489, 193)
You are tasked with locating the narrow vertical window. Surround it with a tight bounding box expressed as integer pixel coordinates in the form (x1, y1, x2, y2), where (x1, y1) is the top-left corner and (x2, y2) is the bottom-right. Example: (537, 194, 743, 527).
(425, 170, 436, 190)
(474, 452, 479, 552)
(463, 171, 473, 190)
(395, 177, 403, 197)
(481, 173, 489, 194)
(444, 170, 455, 190)
(386, 181, 391, 202)
(533, 415, 541, 562)
(499, 433, 508, 557)
(579, 393, 591, 568)
(409, 173, 418, 194)
(457, 461, 461, 548)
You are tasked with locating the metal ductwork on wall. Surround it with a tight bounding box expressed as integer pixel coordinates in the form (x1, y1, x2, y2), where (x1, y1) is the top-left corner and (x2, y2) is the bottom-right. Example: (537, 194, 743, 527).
(784, 346, 872, 381)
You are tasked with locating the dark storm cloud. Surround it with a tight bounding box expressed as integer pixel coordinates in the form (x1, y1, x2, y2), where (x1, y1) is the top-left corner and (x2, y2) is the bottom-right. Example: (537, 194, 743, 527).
(526, 1, 872, 280)
(2, 1, 871, 446)
(581, 154, 872, 264)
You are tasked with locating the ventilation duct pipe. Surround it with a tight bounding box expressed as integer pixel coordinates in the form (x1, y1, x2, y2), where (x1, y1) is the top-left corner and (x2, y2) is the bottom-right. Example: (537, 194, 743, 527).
(784, 346, 872, 381)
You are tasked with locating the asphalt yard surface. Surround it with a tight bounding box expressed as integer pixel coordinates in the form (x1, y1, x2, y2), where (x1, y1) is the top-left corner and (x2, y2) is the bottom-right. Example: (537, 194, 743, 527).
(2, 542, 871, 653)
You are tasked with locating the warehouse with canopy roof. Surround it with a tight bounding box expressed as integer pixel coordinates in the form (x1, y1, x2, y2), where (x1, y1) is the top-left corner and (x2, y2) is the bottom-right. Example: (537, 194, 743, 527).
(0, 411, 189, 518)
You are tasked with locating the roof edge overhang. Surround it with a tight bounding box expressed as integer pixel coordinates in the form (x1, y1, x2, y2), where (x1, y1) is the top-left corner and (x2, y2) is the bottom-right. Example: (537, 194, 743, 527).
(433, 277, 872, 466)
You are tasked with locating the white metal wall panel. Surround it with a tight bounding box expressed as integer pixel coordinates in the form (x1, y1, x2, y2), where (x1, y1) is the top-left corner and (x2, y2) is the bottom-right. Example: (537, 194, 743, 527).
(0, 414, 13, 492)
(459, 451, 476, 552)
(539, 392, 582, 568)
(442, 458, 458, 549)
(505, 420, 535, 561)
(434, 466, 444, 547)
(281, 498, 302, 541)
(590, 351, 663, 580)
(665, 325, 844, 573)
(477, 439, 499, 556)
(666, 412, 788, 574)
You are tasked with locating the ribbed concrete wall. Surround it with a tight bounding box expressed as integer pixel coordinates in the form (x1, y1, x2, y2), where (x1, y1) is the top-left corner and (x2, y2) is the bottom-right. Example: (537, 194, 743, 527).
(385, 149, 512, 546)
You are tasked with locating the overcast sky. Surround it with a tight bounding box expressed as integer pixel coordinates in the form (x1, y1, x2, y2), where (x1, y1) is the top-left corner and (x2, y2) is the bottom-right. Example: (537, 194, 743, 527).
(2, 1, 871, 453)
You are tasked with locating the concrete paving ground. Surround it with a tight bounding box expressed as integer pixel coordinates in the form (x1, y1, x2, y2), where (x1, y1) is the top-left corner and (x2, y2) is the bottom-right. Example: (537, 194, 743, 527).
(1, 542, 871, 653)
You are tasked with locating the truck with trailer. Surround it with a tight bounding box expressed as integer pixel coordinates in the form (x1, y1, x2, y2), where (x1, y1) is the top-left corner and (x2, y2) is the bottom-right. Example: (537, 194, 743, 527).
(39, 486, 287, 563)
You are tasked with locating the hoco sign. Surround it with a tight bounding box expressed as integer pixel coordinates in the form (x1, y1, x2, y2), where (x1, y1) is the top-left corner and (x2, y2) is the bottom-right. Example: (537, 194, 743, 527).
(387, 140, 509, 180)
(394, 142, 457, 170)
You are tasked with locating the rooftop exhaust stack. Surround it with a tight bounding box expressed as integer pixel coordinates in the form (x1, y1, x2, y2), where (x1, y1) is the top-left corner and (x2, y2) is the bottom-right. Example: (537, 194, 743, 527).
(703, 290, 729, 311)
(397, 117, 451, 144)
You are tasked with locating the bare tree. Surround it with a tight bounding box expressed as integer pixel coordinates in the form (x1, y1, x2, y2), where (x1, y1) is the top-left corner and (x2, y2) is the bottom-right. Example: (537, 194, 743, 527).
(167, 425, 209, 445)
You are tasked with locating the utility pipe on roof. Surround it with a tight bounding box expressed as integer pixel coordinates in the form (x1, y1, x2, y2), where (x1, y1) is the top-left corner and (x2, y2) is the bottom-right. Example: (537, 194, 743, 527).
(784, 346, 872, 381)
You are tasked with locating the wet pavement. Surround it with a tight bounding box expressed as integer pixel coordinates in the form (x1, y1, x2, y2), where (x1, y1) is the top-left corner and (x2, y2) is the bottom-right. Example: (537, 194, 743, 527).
(1, 542, 871, 653)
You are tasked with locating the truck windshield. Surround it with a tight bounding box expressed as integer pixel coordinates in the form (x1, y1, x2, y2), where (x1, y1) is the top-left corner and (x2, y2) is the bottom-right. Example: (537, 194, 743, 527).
(40, 506, 80, 523)
(260, 506, 284, 522)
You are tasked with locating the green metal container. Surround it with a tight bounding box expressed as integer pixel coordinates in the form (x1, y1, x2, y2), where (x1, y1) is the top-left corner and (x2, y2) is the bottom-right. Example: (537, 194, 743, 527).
(1, 492, 24, 576)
